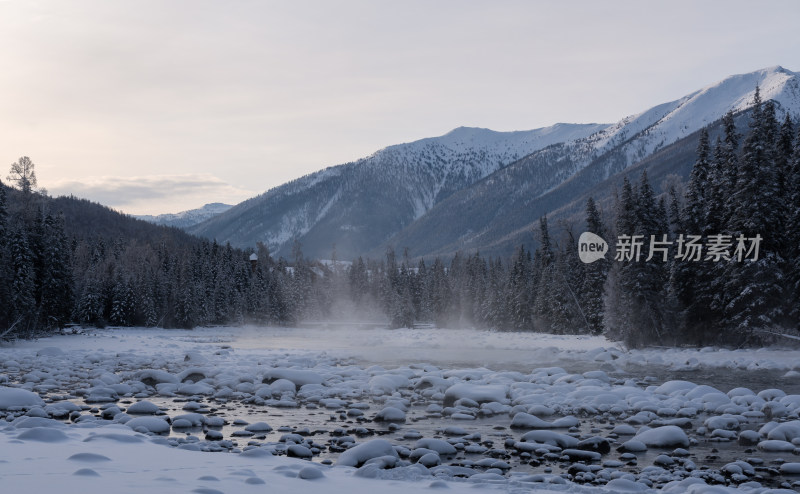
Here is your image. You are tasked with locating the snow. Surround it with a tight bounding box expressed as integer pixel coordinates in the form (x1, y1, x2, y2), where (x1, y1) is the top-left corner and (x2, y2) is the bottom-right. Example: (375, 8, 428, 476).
(126, 400, 162, 414)
(3, 325, 800, 493)
(125, 416, 171, 434)
(336, 439, 397, 467)
(0, 386, 45, 409)
(443, 383, 507, 406)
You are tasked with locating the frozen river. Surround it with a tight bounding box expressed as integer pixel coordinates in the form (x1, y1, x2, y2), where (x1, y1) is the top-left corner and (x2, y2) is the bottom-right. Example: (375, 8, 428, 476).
(2, 325, 800, 493)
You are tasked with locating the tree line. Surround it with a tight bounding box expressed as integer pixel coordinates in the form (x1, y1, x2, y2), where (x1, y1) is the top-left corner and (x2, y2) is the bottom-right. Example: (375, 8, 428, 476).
(1, 89, 798, 346)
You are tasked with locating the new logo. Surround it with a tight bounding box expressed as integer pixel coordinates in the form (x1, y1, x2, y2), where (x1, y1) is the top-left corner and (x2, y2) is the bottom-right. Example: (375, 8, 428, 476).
(578, 232, 608, 264)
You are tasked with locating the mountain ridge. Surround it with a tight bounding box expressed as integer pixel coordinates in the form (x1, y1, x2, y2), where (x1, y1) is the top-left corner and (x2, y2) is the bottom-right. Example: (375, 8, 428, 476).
(136, 202, 233, 229)
(190, 66, 800, 260)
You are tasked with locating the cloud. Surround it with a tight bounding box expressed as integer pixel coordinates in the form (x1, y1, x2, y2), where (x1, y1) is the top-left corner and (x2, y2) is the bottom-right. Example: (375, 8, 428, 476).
(47, 173, 256, 214)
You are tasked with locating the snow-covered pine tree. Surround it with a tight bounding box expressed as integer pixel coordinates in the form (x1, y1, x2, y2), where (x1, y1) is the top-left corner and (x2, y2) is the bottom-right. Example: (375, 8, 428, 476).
(581, 197, 608, 335)
(723, 86, 785, 341)
(785, 124, 800, 326)
(604, 179, 636, 344)
(0, 181, 10, 334)
(720, 110, 741, 228)
(631, 170, 671, 344)
(672, 128, 720, 344)
(39, 213, 73, 330)
(9, 226, 36, 337)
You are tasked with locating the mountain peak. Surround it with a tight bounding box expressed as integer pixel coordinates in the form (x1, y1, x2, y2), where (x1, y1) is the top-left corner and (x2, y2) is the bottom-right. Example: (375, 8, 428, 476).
(136, 202, 233, 229)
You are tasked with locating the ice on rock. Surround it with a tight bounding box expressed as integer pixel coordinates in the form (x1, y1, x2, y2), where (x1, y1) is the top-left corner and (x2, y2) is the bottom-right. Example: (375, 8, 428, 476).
(17, 427, 69, 442)
(13, 416, 64, 428)
(125, 416, 171, 434)
(632, 425, 690, 448)
(262, 369, 325, 387)
(337, 439, 398, 467)
(297, 466, 325, 479)
(287, 444, 313, 458)
(417, 453, 441, 467)
(135, 369, 180, 385)
(510, 412, 579, 429)
(176, 382, 215, 395)
(765, 420, 800, 441)
(36, 347, 64, 357)
(757, 388, 787, 401)
(126, 400, 162, 414)
(84, 386, 119, 403)
(368, 374, 410, 395)
(244, 421, 272, 432)
(414, 438, 457, 455)
(606, 478, 651, 492)
(172, 413, 205, 427)
(268, 378, 297, 395)
(73, 468, 101, 476)
(374, 406, 406, 422)
(780, 462, 800, 474)
(68, 452, 112, 462)
(443, 383, 507, 407)
(520, 430, 578, 449)
(0, 386, 45, 409)
(757, 439, 795, 452)
(619, 440, 647, 452)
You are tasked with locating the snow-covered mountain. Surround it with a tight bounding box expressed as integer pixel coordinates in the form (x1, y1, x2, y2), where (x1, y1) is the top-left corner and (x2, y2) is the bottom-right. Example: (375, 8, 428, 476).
(382, 66, 800, 258)
(136, 202, 233, 229)
(191, 66, 800, 260)
(188, 123, 607, 259)
(564, 65, 800, 178)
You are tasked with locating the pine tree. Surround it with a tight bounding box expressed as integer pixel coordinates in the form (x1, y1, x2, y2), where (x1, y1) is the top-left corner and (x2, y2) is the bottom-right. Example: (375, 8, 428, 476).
(39, 213, 73, 329)
(785, 124, 800, 326)
(7, 226, 36, 337)
(672, 128, 720, 344)
(581, 197, 608, 334)
(0, 181, 10, 334)
(720, 110, 741, 227)
(723, 86, 785, 340)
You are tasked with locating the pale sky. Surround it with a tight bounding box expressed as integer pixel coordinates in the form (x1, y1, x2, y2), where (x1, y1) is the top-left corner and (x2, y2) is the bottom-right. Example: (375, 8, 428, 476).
(1, 0, 799, 215)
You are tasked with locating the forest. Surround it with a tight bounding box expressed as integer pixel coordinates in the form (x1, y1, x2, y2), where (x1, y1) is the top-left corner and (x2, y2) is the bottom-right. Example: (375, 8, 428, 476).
(1, 89, 798, 347)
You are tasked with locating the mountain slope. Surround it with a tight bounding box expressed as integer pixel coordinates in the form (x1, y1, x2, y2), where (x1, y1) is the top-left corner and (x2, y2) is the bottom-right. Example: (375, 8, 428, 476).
(136, 203, 232, 229)
(379, 66, 800, 258)
(188, 123, 608, 259)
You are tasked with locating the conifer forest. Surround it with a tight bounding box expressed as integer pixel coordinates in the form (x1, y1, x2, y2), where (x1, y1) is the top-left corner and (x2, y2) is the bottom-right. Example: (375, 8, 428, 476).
(1, 89, 799, 348)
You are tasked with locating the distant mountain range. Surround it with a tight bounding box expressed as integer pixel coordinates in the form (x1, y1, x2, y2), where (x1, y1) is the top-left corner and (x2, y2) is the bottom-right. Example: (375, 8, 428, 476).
(185, 66, 800, 260)
(136, 203, 233, 229)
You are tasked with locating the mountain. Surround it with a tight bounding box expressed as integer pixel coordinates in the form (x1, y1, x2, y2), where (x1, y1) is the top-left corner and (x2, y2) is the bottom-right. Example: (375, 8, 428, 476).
(188, 123, 608, 259)
(192, 66, 800, 261)
(377, 66, 800, 258)
(136, 203, 233, 229)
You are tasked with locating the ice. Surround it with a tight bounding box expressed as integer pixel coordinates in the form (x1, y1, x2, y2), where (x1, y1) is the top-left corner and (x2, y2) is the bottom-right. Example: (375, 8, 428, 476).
(263, 369, 325, 387)
(244, 421, 272, 432)
(135, 369, 180, 385)
(757, 439, 796, 452)
(765, 420, 800, 441)
(6, 325, 800, 493)
(781, 462, 800, 474)
(414, 438, 457, 455)
(510, 412, 579, 429)
(374, 406, 406, 422)
(68, 453, 112, 462)
(632, 426, 690, 448)
(126, 400, 162, 414)
(0, 386, 46, 409)
(337, 439, 398, 467)
(17, 427, 69, 442)
(125, 416, 170, 434)
(443, 383, 508, 406)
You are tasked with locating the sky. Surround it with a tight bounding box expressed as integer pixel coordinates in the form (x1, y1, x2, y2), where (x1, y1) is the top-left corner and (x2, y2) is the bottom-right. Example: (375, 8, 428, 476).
(1, 0, 799, 215)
